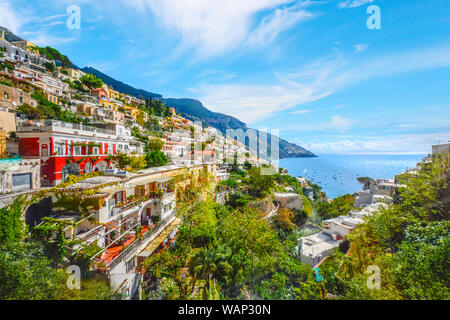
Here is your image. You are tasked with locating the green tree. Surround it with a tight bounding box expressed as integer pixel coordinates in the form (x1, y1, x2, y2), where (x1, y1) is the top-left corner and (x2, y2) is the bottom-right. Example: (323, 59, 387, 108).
(80, 73, 103, 89)
(148, 137, 164, 152)
(247, 167, 275, 198)
(317, 194, 356, 220)
(178, 200, 218, 247)
(0, 196, 27, 245)
(189, 246, 219, 295)
(129, 154, 147, 171)
(0, 242, 58, 300)
(44, 61, 56, 72)
(145, 150, 169, 168)
(394, 221, 450, 300)
(111, 152, 131, 171)
(218, 208, 280, 296)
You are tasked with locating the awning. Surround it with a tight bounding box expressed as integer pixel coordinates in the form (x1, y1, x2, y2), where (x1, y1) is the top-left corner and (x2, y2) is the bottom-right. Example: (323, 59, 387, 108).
(127, 175, 172, 188)
(138, 218, 181, 258)
(156, 177, 172, 183)
(126, 175, 159, 188)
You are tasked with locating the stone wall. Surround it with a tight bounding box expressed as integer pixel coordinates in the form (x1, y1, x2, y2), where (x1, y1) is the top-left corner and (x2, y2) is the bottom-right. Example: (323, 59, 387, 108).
(0, 158, 41, 195)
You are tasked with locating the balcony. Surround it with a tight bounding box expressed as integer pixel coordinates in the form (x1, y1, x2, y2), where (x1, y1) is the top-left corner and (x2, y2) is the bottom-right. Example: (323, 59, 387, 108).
(110, 190, 175, 218)
(92, 213, 177, 271)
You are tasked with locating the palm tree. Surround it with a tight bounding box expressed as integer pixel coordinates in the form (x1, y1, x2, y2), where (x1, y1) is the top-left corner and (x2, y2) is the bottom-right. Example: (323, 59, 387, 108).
(189, 246, 218, 298)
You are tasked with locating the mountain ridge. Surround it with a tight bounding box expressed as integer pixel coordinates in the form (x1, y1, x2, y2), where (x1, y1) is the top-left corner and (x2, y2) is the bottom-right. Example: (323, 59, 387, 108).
(82, 67, 317, 159)
(81, 67, 163, 100)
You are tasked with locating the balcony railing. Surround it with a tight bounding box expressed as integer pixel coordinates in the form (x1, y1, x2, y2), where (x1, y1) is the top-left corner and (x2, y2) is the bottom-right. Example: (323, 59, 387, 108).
(94, 213, 176, 271)
(110, 191, 175, 218)
(17, 120, 116, 136)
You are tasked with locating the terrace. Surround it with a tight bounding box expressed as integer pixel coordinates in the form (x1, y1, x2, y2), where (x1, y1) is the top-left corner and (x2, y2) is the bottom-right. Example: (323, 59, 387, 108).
(17, 119, 117, 138)
(90, 212, 178, 271)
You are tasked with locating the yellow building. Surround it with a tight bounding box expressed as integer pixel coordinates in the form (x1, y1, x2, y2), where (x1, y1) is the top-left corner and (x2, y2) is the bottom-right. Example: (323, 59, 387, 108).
(0, 132, 6, 158)
(108, 88, 121, 100)
(10, 40, 37, 52)
(0, 107, 17, 133)
(61, 68, 86, 81)
(0, 107, 15, 158)
(124, 105, 139, 119)
(99, 98, 125, 124)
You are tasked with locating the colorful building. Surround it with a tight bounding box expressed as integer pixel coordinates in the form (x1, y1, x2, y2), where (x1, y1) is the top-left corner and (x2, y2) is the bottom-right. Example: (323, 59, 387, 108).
(15, 120, 132, 186)
(0, 83, 38, 110)
(91, 88, 109, 100)
(99, 98, 125, 124)
(60, 68, 86, 81)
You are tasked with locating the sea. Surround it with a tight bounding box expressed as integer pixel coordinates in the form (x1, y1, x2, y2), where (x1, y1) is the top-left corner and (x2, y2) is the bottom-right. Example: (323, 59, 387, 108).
(279, 154, 426, 199)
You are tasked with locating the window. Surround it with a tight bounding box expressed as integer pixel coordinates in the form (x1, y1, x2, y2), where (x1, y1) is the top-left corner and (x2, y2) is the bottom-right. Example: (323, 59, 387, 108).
(4, 92, 9, 100)
(92, 147, 99, 155)
(56, 145, 65, 156)
(19, 96, 24, 104)
(12, 173, 31, 192)
(126, 258, 136, 273)
(41, 144, 48, 156)
(74, 146, 81, 156)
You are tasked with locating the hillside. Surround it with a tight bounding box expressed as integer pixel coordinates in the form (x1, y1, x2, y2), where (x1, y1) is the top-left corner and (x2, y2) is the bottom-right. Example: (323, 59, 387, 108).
(164, 98, 317, 159)
(84, 67, 316, 159)
(163, 98, 246, 133)
(1, 24, 315, 158)
(0, 27, 23, 42)
(81, 67, 162, 100)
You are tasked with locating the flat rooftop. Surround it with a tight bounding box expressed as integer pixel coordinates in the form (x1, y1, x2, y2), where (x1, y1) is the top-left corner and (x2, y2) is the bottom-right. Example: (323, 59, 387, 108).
(300, 233, 340, 258)
(274, 192, 301, 198)
(66, 176, 124, 190)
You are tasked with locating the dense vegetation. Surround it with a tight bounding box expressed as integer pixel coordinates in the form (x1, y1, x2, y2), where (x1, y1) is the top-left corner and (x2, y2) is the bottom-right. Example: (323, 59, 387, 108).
(17, 91, 87, 124)
(319, 153, 450, 299)
(0, 197, 112, 300)
(317, 194, 356, 220)
(81, 66, 162, 100)
(32, 46, 72, 68)
(140, 165, 326, 300)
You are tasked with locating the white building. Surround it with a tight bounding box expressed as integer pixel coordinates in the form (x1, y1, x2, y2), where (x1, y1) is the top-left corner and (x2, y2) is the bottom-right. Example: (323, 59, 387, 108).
(274, 192, 304, 211)
(354, 178, 397, 207)
(300, 233, 341, 267)
(0, 37, 50, 66)
(432, 142, 450, 155)
(299, 201, 386, 267)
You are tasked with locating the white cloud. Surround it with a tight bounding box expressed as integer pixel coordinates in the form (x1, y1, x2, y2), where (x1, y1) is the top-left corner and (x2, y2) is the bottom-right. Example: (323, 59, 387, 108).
(353, 43, 369, 53)
(338, 0, 373, 9)
(19, 31, 76, 46)
(284, 115, 354, 132)
(191, 80, 330, 124)
(330, 115, 354, 131)
(291, 109, 312, 114)
(249, 5, 314, 45)
(0, 0, 23, 33)
(122, 0, 298, 57)
(192, 42, 450, 125)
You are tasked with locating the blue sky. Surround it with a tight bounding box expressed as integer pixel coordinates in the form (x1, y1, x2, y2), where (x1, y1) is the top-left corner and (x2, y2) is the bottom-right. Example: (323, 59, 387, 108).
(1, 0, 449, 154)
